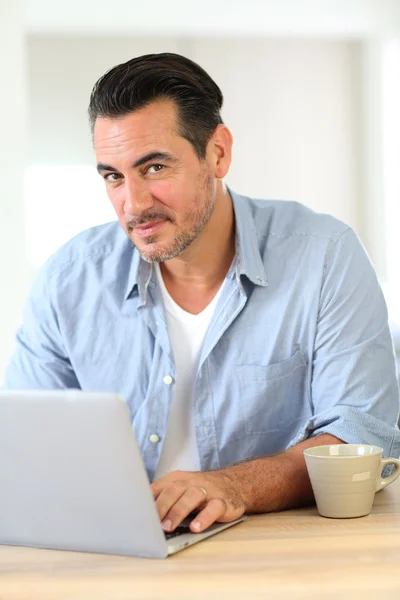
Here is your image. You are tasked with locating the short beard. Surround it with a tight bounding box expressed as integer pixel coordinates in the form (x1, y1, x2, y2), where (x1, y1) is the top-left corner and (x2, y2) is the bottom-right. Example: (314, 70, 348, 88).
(139, 174, 215, 263)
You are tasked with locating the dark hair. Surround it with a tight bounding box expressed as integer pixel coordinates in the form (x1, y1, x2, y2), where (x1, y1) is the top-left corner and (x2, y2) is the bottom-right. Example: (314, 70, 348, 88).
(88, 52, 224, 159)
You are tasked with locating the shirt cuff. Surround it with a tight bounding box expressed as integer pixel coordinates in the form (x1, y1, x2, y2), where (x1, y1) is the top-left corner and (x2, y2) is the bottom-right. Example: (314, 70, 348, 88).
(289, 406, 400, 459)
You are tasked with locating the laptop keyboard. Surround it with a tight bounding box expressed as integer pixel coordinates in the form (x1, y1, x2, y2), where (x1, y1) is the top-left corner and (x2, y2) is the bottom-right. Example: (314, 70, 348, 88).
(164, 524, 192, 540)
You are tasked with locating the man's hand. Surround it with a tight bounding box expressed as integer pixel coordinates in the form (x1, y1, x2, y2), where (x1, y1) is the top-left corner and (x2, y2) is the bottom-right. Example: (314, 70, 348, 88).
(151, 434, 344, 533)
(151, 470, 246, 533)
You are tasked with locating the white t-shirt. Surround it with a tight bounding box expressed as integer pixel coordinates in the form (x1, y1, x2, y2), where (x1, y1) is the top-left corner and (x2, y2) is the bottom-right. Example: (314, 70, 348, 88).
(153, 264, 225, 479)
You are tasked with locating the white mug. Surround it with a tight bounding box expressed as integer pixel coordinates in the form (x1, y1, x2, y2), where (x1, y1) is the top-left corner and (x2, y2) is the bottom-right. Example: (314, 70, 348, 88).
(304, 444, 400, 518)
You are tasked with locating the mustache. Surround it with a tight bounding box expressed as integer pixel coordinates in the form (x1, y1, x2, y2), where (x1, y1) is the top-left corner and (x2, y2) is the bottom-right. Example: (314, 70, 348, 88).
(125, 212, 174, 231)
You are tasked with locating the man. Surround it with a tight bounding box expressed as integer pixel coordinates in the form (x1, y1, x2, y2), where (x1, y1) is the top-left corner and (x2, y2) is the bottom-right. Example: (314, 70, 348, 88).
(4, 53, 400, 535)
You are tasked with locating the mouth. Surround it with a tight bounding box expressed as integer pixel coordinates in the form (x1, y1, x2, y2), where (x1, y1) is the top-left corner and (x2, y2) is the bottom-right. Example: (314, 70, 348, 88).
(132, 220, 168, 239)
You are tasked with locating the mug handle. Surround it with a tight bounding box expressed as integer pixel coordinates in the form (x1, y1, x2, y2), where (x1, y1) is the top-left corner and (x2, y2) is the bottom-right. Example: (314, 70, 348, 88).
(376, 458, 400, 491)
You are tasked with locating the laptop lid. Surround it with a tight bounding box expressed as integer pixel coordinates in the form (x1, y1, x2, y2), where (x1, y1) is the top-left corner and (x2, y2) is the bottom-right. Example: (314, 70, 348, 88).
(0, 390, 169, 558)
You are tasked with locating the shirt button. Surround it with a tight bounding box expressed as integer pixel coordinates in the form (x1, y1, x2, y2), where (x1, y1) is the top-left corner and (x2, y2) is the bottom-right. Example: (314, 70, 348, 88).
(163, 375, 173, 385)
(149, 434, 160, 443)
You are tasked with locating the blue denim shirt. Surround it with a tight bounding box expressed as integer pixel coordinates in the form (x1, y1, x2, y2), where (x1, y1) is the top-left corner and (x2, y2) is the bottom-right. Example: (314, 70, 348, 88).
(4, 189, 400, 480)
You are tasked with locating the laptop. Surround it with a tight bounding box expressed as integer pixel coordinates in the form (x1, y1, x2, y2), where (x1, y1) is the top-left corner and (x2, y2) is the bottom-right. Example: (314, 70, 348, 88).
(0, 390, 245, 558)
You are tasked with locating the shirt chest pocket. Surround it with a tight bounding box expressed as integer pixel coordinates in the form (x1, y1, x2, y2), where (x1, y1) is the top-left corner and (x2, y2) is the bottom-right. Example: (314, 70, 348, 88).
(236, 350, 310, 434)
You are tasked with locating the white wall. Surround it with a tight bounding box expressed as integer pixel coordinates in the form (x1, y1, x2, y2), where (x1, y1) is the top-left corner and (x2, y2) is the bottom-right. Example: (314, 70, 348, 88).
(23, 0, 400, 37)
(190, 38, 360, 230)
(0, 2, 35, 383)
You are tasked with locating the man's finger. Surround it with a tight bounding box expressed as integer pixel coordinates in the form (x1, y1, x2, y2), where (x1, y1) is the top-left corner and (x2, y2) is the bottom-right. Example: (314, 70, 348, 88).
(151, 471, 185, 499)
(151, 478, 167, 500)
(189, 497, 228, 533)
(154, 481, 187, 522)
(160, 486, 209, 531)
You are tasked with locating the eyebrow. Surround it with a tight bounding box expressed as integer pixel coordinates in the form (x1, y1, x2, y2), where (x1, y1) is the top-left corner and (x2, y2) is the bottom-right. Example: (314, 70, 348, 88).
(96, 151, 177, 174)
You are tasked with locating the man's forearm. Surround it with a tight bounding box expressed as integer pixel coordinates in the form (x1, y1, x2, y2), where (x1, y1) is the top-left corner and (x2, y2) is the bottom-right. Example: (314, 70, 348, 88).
(221, 434, 343, 513)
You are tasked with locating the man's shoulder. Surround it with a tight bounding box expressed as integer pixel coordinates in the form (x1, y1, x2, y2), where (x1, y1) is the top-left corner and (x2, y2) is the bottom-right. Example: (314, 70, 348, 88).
(235, 193, 350, 240)
(44, 221, 133, 279)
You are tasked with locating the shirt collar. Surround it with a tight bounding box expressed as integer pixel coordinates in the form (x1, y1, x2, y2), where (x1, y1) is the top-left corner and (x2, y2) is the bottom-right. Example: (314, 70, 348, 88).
(124, 247, 153, 303)
(229, 187, 268, 287)
(124, 186, 268, 301)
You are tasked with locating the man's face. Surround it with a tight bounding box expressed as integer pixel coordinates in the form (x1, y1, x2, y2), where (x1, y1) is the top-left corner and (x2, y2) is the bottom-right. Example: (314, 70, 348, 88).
(94, 100, 216, 262)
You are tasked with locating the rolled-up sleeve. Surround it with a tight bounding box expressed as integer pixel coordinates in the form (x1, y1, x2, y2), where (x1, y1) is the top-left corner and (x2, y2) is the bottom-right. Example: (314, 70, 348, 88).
(291, 228, 400, 457)
(2, 264, 80, 390)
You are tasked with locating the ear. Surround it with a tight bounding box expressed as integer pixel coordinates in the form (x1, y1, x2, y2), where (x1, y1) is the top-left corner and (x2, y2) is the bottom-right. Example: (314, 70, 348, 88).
(208, 124, 233, 179)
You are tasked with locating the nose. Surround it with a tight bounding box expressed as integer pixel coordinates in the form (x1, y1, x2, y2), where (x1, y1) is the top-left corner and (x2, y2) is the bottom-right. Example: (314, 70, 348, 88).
(123, 176, 154, 216)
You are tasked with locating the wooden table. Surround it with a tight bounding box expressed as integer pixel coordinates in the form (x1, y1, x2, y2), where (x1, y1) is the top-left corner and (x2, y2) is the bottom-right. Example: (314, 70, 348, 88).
(1, 478, 400, 600)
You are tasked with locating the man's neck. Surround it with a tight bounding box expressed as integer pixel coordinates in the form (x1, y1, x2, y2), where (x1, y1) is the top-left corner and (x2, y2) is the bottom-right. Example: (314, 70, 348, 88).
(159, 186, 235, 314)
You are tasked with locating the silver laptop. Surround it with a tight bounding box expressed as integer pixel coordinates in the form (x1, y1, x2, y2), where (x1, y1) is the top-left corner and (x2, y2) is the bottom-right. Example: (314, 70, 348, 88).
(0, 390, 245, 558)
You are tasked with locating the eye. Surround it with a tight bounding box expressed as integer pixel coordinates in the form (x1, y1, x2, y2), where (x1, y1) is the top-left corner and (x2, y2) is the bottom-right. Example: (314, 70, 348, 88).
(145, 164, 165, 175)
(103, 172, 122, 182)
